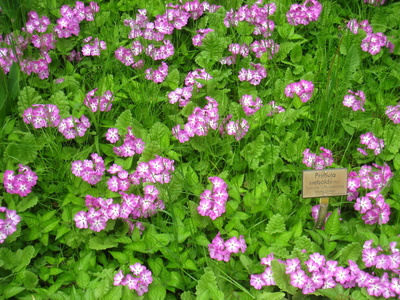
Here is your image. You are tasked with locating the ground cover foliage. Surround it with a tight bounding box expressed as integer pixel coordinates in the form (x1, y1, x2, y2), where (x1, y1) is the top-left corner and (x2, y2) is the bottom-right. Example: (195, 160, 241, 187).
(0, 0, 400, 299)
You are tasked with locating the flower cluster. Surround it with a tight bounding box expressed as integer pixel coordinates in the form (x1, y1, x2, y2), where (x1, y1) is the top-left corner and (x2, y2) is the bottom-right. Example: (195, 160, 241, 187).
(74, 187, 164, 232)
(385, 103, 400, 124)
(114, 263, 153, 296)
(224, 3, 276, 38)
(346, 19, 394, 55)
(145, 61, 168, 83)
(347, 163, 393, 224)
(130, 155, 175, 185)
(172, 96, 219, 143)
(219, 115, 250, 141)
(114, 42, 144, 68)
(24, 11, 51, 33)
(220, 43, 249, 65)
(239, 94, 263, 116)
(192, 28, 213, 46)
(84, 88, 114, 112)
(342, 90, 366, 112)
(364, 0, 386, 6)
(250, 39, 280, 59)
(145, 40, 174, 60)
(362, 240, 399, 274)
(23, 104, 60, 128)
(120, 186, 165, 219)
(81, 36, 106, 56)
(238, 63, 267, 86)
(107, 127, 145, 157)
(286, 0, 322, 26)
(54, 2, 100, 38)
(357, 132, 384, 156)
(71, 153, 105, 185)
(184, 68, 212, 89)
(0, 207, 21, 243)
(302, 147, 333, 170)
(285, 80, 314, 103)
(23, 103, 91, 139)
(3, 165, 37, 197)
(58, 115, 90, 139)
(251, 252, 400, 297)
(267, 101, 285, 116)
(167, 87, 193, 107)
(208, 232, 247, 261)
(107, 164, 131, 192)
(197, 177, 229, 220)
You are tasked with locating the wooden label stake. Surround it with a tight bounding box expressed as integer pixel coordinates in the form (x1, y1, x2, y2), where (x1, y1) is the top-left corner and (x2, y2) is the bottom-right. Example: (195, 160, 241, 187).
(315, 197, 329, 229)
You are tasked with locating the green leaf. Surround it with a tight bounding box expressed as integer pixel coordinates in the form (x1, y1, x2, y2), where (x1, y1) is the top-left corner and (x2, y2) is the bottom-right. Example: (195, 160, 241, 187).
(271, 260, 297, 294)
(265, 214, 286, 235)
(200, 31, 230, 64)
(290, 44, 302, 63)
(17, 194, 38, 212)
(334, 242, 362, 265)
(76, 271, 91, 289)
(384, 124, 400, 154)
(49, 91, 70, 118)
(115, 109, 133, 135)
(240, 133, 265, 169)
(257, 292, 286, 300)
(103, 286, 122, 300)
(22, 270, 38, 290)
(148, 278, 167, 300)
(89, 236, 118, 250)
(195, 267, 224, 300)
(2, 285, 25, 298)
(148, 121, 170, 149)
(17, 86, 42, 113)
(109, 251, 128, 264)
(324, 208, 340, 236)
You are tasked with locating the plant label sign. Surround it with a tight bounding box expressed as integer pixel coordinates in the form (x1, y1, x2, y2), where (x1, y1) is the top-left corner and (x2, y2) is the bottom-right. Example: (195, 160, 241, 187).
(302, 168, 348, 198)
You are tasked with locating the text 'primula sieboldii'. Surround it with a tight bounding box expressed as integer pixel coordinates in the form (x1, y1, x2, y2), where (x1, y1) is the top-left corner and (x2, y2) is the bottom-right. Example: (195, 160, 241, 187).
(285, 80, 314, 103)
(208, 232, 247, 262)
(84, 88, 114, 112)
(343, 90, 366, 112)
(197, 177, 228, 220)
(286, 0, 322, 26)
(347, 163, 393, 225)
(71, 153, 105, 185)
(3, 165, 38, 197)
(0, 207, 21, 243)
(302, 147, 333, 170)
(114, 263, 153, 296)
(357, 132, 384, 156)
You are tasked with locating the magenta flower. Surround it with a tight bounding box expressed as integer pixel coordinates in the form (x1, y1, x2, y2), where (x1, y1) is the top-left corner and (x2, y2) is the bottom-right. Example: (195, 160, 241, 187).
(285, 80, 314, 103)
(286, 0, 322, 26)
(114, 264, 152, 296)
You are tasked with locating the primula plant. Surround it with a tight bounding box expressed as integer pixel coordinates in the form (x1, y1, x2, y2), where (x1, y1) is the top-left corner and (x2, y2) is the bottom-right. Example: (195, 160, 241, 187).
(0, 0, 400, 299)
